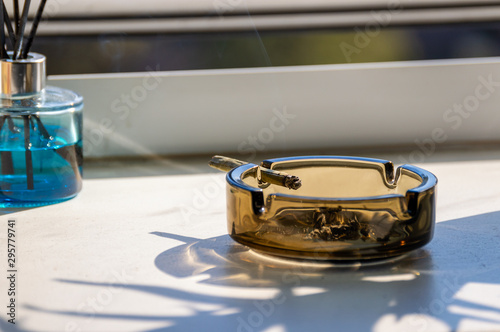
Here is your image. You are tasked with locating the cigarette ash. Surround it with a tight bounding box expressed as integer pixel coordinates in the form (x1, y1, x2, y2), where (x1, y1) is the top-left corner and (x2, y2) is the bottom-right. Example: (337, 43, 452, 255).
(304, 208, 401, 242)
(307, 208, 369, 241)
(267, 207, 400, 242)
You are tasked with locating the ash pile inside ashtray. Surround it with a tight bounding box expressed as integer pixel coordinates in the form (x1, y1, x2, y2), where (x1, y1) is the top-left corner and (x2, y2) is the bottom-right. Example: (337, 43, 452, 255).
(307, 208, 370, 241)
(269, 207, 399, 242)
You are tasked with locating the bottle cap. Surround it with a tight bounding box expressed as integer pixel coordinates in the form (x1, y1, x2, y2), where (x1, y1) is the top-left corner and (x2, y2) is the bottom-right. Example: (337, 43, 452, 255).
(0, 52, 46, 97)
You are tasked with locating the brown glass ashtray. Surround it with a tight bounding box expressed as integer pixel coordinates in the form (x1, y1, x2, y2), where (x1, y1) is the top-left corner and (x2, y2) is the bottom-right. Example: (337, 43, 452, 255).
(214, 156, 437, 261)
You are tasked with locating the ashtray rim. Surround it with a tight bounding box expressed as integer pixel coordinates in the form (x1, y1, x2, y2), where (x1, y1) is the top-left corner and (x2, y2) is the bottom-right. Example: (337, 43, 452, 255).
(227, 155, 437, 203)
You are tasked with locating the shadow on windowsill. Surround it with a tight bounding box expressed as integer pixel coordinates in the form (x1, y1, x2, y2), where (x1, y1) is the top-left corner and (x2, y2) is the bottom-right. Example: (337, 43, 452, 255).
(17, 210, 500, 332)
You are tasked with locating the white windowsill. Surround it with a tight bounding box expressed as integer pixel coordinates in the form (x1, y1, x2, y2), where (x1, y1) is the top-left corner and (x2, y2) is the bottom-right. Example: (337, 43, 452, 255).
(2, 148, 500, 331)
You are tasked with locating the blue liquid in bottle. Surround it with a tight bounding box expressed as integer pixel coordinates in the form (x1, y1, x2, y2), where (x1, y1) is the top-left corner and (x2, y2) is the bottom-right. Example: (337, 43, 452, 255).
(0, 54, 83, 207)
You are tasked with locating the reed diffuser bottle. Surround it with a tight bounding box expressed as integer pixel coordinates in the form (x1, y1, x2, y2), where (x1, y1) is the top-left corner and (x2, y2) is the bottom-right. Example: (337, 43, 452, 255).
(0, 0, 83, 207)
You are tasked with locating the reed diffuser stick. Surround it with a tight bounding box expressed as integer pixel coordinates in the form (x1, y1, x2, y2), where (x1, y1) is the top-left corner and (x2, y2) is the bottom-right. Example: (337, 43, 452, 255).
(13, 0, 19, 33)
(13, 0, 30, 59)
(22, 0, 46, 58)
(0, 116, 14, 174)
(2, 2, 16, 49)
(22, 115, 34, 189)
(0, 0, 5, 58)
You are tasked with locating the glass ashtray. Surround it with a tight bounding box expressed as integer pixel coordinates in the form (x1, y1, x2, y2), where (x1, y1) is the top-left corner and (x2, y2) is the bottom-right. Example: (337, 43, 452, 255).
(225, 156, 437, 261)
